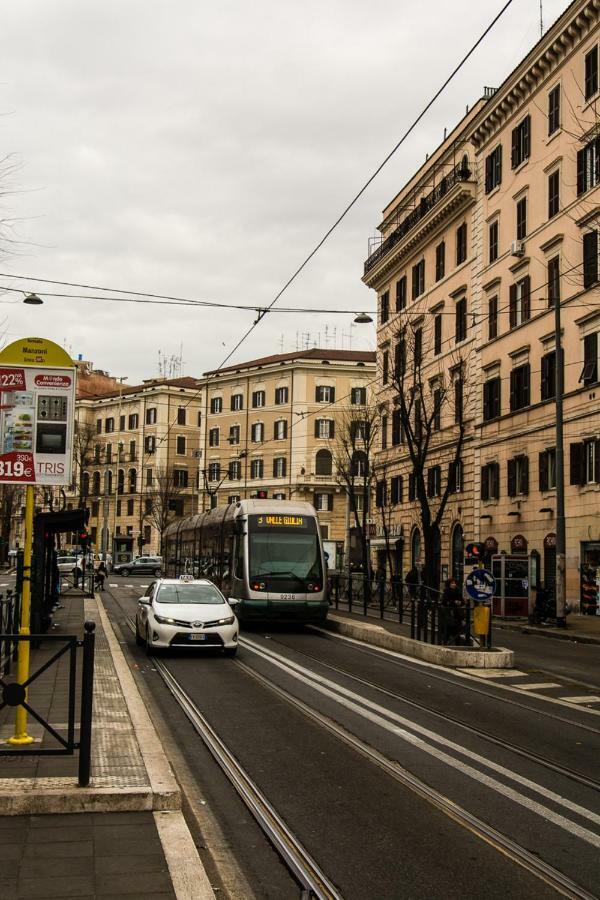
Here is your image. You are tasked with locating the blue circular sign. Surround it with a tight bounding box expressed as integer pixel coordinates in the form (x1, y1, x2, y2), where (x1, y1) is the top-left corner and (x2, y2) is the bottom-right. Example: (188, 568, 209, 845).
(464, 568, 496, 602)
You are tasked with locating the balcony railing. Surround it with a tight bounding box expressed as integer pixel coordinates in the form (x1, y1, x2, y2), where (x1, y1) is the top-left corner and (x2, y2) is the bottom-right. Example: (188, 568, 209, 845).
(364, 161, 472, 275)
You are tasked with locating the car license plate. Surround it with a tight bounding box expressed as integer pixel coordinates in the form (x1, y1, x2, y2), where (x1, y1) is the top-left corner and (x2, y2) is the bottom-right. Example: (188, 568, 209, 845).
(190, 634, 207, 641)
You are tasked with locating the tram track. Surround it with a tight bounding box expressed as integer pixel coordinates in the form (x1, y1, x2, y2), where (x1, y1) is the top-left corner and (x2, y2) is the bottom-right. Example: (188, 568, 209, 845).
(254, 634, 600, 793)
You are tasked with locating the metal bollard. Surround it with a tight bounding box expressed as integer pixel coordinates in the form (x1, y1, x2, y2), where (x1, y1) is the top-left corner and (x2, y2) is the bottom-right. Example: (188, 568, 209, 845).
(78, 621, 96, 788)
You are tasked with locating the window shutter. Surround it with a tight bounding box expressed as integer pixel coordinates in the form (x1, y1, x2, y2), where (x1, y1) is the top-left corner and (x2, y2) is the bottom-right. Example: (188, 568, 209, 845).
(283, 421, 288, 439)
(485, 155, 492, 193)
(523, 115, 530, 158)
(427, 468, 433, 498)
(523, 364, 531, 406)
(595, 137, 600, 187)
(330, 420, 335, 439)
(496, 147, 502, 186)
(570, 442, 584, 486)
(511, 126, 519, 168)
(539, 451, 548, 492)
(282, 459, 287, 478)
(577, 148, 585, 195)
(509, 284, 517, 328)
(330, 387, 336, 403)
(481, 466, 489, 501)
(315, 387, 320, 402)
(595, 441, 600, 485)
(521, 456, 529, 495)
(509, 370, 516, 411)
(491, 463, 499, 499)
(541, 355, 549, 400)
(522, 276, 531, 321)
(584, 332, 598, 384)
(483, 383, 490, 421)
(314, 420, 320, 438)
(327, 494, 334, 512)
(583, 231, 599, 288)
(507, 458, 516, 497)
(398, 475, 404, 503)
(272, 459, 277, 477)
(274, 422, 278, 440)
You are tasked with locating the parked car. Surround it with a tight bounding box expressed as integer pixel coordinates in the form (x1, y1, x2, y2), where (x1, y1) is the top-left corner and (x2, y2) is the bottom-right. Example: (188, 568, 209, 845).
(56, 556, 77, 576)
(135, 577, 238, 655)
(113, 556, 163, 577)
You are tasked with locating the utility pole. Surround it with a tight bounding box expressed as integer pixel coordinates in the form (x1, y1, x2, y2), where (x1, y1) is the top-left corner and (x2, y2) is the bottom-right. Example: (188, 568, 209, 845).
(554, 296, 567, 627)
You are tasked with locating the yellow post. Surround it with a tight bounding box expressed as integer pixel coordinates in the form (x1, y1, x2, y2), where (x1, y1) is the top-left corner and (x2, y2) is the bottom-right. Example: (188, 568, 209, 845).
(8, 484, 35, 745)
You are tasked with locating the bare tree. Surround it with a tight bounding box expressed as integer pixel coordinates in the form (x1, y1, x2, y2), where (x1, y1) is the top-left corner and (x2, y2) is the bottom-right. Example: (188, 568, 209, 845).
(73, 421, 96, 507)
(143, 465, 188, 554)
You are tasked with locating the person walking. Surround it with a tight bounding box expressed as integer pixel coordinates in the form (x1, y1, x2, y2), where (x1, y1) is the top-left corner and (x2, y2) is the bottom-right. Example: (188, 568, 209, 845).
(440, 577, 464, 645)
(95, 561, 107, 591)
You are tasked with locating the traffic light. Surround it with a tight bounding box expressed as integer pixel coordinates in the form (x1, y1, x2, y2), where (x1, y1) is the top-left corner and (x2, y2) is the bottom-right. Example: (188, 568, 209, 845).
(465, 542, 485, 564)
(79, 531, 90, 548)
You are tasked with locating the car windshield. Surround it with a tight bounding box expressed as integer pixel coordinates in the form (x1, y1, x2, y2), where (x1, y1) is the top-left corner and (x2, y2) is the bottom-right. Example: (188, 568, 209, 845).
(156, 583, 224, 605)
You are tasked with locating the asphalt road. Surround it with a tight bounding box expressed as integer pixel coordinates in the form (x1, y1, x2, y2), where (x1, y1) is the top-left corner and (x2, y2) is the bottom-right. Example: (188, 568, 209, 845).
(491, 625, 600, 689)
(98, 579, 600, 899)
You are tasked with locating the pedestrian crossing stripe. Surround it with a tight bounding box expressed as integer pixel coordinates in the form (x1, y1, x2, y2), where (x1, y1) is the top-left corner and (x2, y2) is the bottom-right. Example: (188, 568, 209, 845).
(561, 695, 600, 705)
(516, 683, 561, 691)
(457, 668, 529, 678)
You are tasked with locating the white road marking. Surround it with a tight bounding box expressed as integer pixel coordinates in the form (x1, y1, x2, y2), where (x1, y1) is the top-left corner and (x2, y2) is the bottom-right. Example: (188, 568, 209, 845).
(457, 668, 528, 679)
(562, 695, 600, 705)
(0, 583, 8, 587)
(516, 683, 561, 691)
(242, 637, 600, 845)
(109, 584, 119, 587)
(126, 585, 134, 588)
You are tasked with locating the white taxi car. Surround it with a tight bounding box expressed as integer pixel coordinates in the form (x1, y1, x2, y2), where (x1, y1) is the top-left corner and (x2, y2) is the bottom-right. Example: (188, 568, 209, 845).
(135, 577, 239, 656)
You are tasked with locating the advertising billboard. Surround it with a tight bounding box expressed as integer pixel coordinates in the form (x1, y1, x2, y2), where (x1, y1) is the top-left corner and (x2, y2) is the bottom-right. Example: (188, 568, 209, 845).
(0, 337, 76, 486)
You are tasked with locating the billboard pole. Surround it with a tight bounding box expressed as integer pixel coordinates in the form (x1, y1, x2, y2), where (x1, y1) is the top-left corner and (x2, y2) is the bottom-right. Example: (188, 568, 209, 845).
(7, 484, 35, 745)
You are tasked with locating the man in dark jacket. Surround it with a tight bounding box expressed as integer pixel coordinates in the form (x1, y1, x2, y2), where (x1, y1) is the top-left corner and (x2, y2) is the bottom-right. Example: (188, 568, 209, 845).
(440, 577, 464, 644)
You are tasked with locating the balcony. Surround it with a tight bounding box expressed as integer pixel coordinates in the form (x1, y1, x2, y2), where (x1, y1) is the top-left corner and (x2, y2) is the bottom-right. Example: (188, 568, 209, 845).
(364, 161, 473, 277)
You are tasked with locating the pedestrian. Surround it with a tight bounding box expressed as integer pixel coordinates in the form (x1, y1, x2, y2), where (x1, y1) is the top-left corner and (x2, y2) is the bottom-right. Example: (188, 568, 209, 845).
(440, 577, 464, 645)
(405, 566, 419, 600)
(74, 555, 84, 589)
(95, 561, 107, 591)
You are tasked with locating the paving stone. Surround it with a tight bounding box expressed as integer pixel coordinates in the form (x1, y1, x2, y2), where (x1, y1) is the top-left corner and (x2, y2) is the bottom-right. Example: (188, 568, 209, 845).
(95, 873, 175, 896)
(26, 825, 94, 843)
(0, 878, 17, 899)
(93, 854, 170, 876)
(0, 842, 25, 860)
(92, 811, 152, 826)
(22, 840, 94, 859)
(17, 875, 94, 898)
(93, 837, 162, 857)
(21, 855, 92, 878)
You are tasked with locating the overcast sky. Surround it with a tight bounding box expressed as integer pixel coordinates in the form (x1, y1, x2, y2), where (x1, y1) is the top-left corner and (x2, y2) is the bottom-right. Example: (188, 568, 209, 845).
(0, 0, 568, 382)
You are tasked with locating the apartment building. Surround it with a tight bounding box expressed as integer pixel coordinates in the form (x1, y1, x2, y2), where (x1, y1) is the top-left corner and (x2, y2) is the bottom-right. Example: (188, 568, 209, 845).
(75, 376, 204, 558)
(202, 348, 376, 567)
(365, 0, 600, 606)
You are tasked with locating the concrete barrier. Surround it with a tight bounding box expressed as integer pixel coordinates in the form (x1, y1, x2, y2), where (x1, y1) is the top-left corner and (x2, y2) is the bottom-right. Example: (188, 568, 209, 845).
(324, 613, 514, 668)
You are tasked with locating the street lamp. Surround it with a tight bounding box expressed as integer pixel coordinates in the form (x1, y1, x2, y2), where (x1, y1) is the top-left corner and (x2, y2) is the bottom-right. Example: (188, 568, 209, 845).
(23, 293, 43, 306)
(354, 312, 373, 324)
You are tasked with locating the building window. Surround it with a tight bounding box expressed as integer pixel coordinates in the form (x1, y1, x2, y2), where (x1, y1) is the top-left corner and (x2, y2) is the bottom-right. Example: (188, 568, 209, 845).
(315, 419, 334, 439)
(228, 460, 242, 480)
(351, 387, 366, 405)
(488, 220, 499, 264)
(432, 388, 442, 431)
(127, 499, 134, 516)
(485, 145, 502, 193)
(229, 425, 240, 445)
(209, 428, 219, 447)
(231, 393, 244, 411)
(127, 414, 138, 430)
(571, 440, 599, 485)
(516, 196, 527, 240)
(146, 468, 153, 487)
(391, 409, 402, 446)
(173, 468, 188, 488)
(456, 223, 467, 265)
(198, 411, 202, 427)
(116, 499, 121, 517)
(539, 448, 557, 491)
(207, 462, 220, 482)
(481, 462, 500, 501)
(408, 473, 416, 502)
(270, 419, 285, 441)
(427, 465, 441, 498)
(548, 170, 560, 219)
(273, 457, 287, 478)
(145, 407, 157, 425)
(577, 136, 600, 195)
(210, 397, 223, 414)
(548, 256, 560, 308)
(145, 435, 156, 453)
(548, 84, 560, 135)
(119, 415, 126, 431)
(382, 350, 389, 385)
(483, 377, 501, 421)
(251, 422, 264, 443)
(272, 493, 285, 501)
(314, 492, 333, 512)
(274, 387, 288, 405)
(176, 436, 186, 455)
(434, 314, 442, 355)
(373, 479, 386, 509)
(541, 351, 556, 401)
(511, 115, 531, 168)
(412, 259, 425, 299)
(455, 297, 467, 344)
(414, 327, 422, 367)
(143, 525, 151, 545)
(315, 385, 335, 403)
(435, 241, 445, 281)
(395, 339, 406, 379)
(448, 459, 462, 494)
(390, 475, 403, 504)
(96, 419, 102, 434)
(129, 440, 136, 460)
(396, 276, 407, 311)
(585, 45, 598, 100)
(380, 290, 390, 324)
(488, 296, 498, 340)
(509, 276, 531, 328)
(252, 390, 265, 408)
(381, 415, 388, 450)
(510, 363, 531, 412)
(105, 418, 114, 434)
(583, 230, 599, 288)
(177, 407, 186, 426)
(315, 449, 333, 475)
(508, 455, 529, 496)
(581, 332, 598, 385)
(454, 377, 463, 424)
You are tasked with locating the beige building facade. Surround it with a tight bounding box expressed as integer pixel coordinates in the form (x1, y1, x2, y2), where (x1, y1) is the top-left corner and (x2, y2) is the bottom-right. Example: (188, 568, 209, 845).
(366, 0, 600, 608)
(202, 348, 376, 568)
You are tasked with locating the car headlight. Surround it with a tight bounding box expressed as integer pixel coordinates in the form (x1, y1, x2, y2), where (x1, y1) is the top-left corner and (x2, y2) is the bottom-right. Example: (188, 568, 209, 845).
(154, 614, 177, 625)
(217, 616, 235, 626)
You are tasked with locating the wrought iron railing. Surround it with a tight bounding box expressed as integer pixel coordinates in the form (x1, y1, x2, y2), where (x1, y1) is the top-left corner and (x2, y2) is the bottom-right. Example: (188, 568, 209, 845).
(0, 591, 20, 676)
(364, 161, 473, 275)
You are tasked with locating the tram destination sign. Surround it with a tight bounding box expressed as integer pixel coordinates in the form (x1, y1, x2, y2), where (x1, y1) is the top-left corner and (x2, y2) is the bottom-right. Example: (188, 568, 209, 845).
(254, 514, 306, 528)
(0, 337, 76, 486)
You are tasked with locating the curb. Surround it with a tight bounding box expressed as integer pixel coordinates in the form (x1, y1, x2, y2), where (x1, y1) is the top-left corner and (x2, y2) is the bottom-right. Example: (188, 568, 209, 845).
(493, 619, 600, 646)
(325, 614, 514, 668)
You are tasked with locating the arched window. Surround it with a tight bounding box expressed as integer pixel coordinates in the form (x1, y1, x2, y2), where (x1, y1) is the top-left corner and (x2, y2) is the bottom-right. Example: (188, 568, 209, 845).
(351, 451, 368, 477)
(129, 469, 137, 493)
(411, 528, 421, 568)
(106, 470, 113, 495)
(92, 471, 101, 496)
(315, 449, 332, 476)
(117, 469, 125, 495)
(451, 523, 464, 583)
(82, 472, 90, 498)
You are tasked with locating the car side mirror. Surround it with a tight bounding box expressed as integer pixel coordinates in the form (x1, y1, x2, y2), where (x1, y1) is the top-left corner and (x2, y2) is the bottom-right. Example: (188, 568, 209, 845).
(138, 598, 150, 606)
(228, 598, 240, 608)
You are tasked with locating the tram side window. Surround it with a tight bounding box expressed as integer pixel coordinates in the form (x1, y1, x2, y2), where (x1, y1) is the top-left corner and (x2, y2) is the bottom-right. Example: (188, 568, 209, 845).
(234, 534, 245, 580)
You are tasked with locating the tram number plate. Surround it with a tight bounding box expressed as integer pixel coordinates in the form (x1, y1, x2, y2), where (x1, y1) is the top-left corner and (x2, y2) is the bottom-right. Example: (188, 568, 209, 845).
(190, 634, 207, 641)
(280, 594, 296, 601)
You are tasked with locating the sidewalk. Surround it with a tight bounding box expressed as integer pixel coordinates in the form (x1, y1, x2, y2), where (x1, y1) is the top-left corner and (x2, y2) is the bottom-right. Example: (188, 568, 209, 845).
(491, 613, 600, 645)
(0, 590, 215, 899)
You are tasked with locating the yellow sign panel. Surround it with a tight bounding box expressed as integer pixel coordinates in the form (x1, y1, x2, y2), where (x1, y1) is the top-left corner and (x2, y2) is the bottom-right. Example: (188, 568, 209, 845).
(0, 337, 74, 369)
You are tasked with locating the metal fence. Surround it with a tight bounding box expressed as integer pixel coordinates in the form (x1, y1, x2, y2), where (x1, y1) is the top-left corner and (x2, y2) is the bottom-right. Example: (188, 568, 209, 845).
(328, 573, 492, 648)
(0, 590, 20, 676)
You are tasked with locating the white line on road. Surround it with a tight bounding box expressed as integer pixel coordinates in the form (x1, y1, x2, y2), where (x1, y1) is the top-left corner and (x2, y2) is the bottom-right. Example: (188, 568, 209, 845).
(516, 683, 562, 691)
(562, 696, 600, 705)
(457, 668, 528, 679)
(242, 637, 600, 846)
(109, 584, 119, 587)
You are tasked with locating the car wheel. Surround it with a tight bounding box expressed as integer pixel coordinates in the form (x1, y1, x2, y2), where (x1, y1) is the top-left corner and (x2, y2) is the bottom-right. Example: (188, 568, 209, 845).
(223, 647, 238, 658)
(135, 618, 144, 647)
(154, 568, 162, 577)
(120, 568, 130, 577)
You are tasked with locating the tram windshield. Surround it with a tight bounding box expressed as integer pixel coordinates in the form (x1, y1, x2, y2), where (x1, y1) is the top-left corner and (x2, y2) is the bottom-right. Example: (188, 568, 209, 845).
(248, 514, 323, 584)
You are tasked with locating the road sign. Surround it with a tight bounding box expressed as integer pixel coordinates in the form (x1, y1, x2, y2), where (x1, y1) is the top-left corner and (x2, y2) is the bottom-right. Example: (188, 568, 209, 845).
(0, 337, 76, 486)
(464, 568, 496, 603)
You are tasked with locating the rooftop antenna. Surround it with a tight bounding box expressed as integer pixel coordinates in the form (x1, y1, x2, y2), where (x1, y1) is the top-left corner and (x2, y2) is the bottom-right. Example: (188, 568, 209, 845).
(539, 0, 543, 36)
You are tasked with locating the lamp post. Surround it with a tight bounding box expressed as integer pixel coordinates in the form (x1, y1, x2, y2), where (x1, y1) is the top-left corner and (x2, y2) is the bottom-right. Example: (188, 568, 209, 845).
(554, 296, 567, 627)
